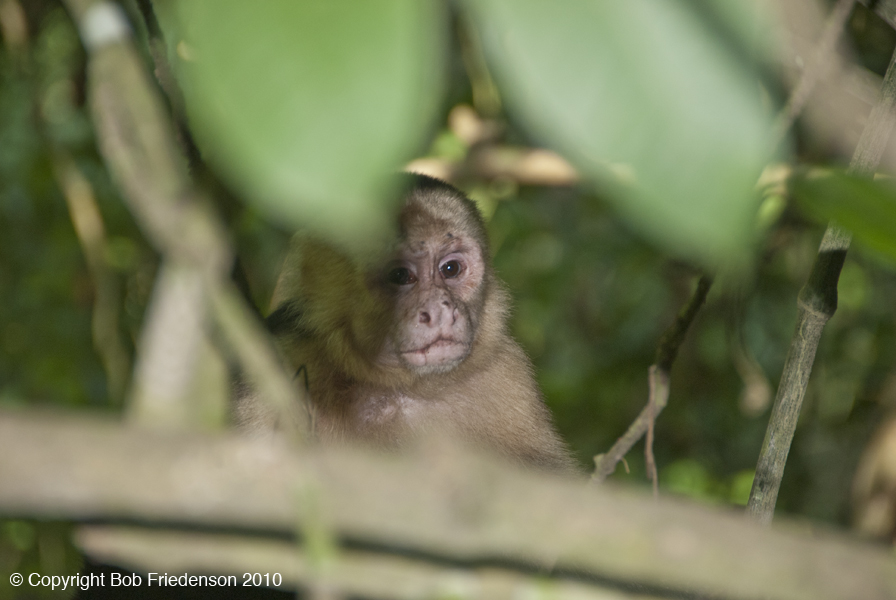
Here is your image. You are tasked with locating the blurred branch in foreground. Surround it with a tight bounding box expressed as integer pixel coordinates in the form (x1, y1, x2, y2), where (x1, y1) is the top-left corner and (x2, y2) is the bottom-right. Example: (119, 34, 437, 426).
(2, 410, 891, 600)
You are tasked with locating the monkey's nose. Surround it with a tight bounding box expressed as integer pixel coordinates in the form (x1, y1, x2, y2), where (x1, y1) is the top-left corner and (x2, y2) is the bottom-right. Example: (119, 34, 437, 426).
(418, 300, 455, 326)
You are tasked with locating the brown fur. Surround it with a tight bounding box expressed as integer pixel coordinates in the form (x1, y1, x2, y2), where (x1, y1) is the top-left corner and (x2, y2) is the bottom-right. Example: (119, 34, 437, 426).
(238, 175, 576, 471)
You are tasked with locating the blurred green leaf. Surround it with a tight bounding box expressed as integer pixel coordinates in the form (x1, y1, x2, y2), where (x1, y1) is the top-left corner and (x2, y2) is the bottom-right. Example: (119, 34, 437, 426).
(463, 0, 777, 266)
(173, 0, 445, 246)
(663, 458, 715, 500)
(687, 0, 778, 64)
(792, 169, 896, 265)
(4, 521, 35, 551)
(838, 261, 869, 311)
(429, 130, 468, 162)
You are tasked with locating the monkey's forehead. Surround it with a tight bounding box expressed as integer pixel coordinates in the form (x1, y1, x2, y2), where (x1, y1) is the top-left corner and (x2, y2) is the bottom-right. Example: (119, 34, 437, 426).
(404, 183, 480, 216)
(400, 202, 486, 244)
(399, 234, 477, 257)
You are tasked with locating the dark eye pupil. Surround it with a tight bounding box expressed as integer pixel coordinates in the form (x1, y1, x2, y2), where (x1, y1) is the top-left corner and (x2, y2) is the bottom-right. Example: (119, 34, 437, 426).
(441, 260, 461, 279)
(387, 267, 414, 285)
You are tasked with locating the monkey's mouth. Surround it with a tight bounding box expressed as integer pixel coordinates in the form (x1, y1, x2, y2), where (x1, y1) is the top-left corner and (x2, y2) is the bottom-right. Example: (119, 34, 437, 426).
(401, 338, 467, 367)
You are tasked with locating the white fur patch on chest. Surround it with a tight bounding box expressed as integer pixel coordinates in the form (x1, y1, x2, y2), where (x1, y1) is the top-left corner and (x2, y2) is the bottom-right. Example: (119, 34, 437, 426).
(356, 392, 425, 426)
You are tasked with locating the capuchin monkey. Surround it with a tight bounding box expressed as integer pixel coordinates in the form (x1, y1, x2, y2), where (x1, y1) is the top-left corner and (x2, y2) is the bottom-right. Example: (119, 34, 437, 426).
(236, 174, 576, 472)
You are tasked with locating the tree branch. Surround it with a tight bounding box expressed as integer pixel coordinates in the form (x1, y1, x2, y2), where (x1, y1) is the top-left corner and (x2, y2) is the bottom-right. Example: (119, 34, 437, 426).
(747, 36, 896, 525)
(62, 0, 307, 435)
(53, 153, 132, 404)
(0, 411, 893, 600)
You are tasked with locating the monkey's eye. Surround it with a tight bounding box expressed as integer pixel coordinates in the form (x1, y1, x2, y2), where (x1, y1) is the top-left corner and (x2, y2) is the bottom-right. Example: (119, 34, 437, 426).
(440, 260, 463, 279)
(387, 266, 417, 286)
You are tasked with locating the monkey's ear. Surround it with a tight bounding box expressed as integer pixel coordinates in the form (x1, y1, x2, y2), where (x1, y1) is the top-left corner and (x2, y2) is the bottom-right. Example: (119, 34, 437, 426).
(269, 234, 356, 311)
(269, 234, 305, 312)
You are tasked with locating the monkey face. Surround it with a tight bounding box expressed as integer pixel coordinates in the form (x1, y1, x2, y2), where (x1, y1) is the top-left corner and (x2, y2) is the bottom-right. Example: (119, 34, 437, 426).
(242, 174, 575, 471)
(376, 234, 486, 376)
(267, 175, 493, 386)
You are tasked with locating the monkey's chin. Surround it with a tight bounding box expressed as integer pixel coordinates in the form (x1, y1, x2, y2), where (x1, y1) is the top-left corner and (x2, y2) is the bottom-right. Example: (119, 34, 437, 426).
(400, 339, 468, 374)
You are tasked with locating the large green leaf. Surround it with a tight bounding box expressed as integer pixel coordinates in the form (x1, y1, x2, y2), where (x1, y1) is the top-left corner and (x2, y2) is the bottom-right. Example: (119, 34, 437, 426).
(173, 0, 444, 245)
(792, 169, 896, 265)
(463, 0, 778, 266)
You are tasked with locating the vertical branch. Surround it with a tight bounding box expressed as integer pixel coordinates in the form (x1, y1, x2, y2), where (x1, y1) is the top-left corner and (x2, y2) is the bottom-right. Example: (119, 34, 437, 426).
(62, 0, 308, 436)
(457, 13, 502, 118)
(53, 155, 132, 404)
(644, 365, 668, 498)
(68, 0, 227, 427)
(747, 45, 896, 525)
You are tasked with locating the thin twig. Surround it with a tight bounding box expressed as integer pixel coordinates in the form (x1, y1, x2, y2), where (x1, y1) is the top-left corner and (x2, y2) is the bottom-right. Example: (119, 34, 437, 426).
(53, 154, 132, 404)
(593, 275, 713, 484)
(132, 0, 201, 167)
(644, 365, 669, 498)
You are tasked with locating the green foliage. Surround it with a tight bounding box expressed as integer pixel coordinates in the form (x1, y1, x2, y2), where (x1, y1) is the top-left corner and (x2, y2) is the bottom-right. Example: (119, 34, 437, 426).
(792, 169, 896, 266)
(167, 0, 779, 265)
(463, 0, 778, 267)
(4, 0, 896, 535)
(170, 0, 446, 248)
(490, 185, 895, 520)
(0, 520, 81, 599)
(0, 8, 104, 408)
